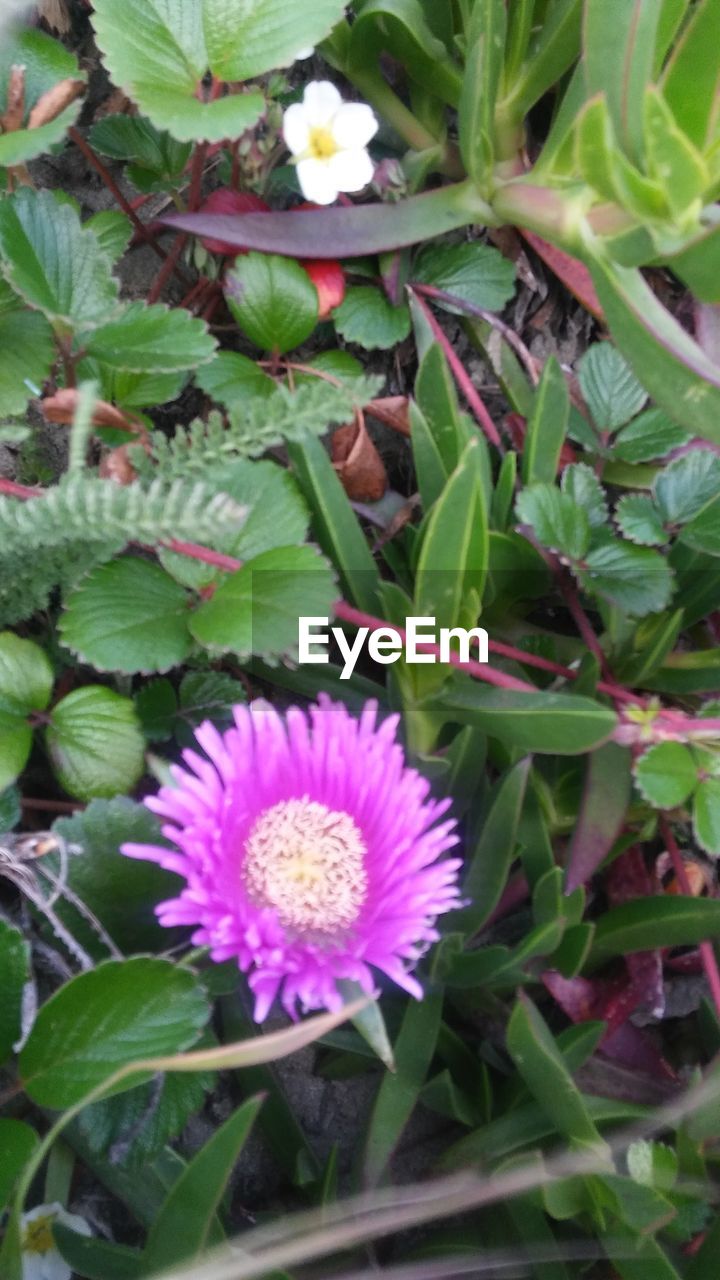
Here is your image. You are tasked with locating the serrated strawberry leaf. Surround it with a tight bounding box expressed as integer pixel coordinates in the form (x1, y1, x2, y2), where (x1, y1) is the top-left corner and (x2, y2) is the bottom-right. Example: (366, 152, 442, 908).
(634, 742, 698, 808)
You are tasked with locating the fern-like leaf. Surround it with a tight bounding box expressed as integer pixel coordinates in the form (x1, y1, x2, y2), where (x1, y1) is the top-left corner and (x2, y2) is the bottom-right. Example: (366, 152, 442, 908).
(0, 476, 247, 625)
(144, 376, 383, 479)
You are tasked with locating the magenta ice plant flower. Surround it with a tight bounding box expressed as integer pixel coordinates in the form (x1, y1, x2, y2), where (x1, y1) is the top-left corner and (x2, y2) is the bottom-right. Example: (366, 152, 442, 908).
(123, 698, 462, 1020)
(283, 80, 378, 205)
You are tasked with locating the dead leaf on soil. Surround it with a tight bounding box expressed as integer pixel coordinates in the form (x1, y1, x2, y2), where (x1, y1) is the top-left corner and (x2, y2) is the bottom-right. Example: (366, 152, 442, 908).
(331, 412, 388, 501)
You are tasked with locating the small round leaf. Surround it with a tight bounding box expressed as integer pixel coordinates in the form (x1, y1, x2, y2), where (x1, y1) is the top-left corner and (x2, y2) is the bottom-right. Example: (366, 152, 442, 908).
(634, 742, 698, 809)
(225, 252, 318, 353)
(46, 686, 145, 800)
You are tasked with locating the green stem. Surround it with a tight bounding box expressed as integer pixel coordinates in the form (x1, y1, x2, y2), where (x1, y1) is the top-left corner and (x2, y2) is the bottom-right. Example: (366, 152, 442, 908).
(491, 181, 588, 255)
(346, 67, 465, 179)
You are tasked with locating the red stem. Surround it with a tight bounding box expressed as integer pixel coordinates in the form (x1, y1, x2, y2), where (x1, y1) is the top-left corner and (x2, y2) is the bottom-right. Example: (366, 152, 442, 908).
(409, 289, 504, 450)
(147, 232, 189, 305)
(660, 816, 720, 1025)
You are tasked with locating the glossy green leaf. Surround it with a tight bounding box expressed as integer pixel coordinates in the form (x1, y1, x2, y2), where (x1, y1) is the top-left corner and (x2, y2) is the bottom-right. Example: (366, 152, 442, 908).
(52, 798, 184, 956)
(654, 452, 720, 525)
(591, 896, 720, 962)
(693, 778, 720, 855)
(522, 356, 569, 485)
(662, 0, 720, 149)
(45, 686, 145, 801)
(53, 1228, 143, 1280)
(613, 408, 691, 463)
(0, 1121, 38, 1214)
(142, 1095, 263, 1270)
(333, 286, 411, 350)
(506, 994, 607, 1151)
(634, 741, 698, 808)
(203, 0, 347, 80)
(0, 920, 28, 1067)
(0, 189, 119, 334)
(437, 684, 617, 755)
(195, 350, 275, 407)
(615, 494, 668, 546)
(286, 434, 381, 614)
(412, 242, 515, 315)
(20, 957, 209, 1107)
(414, 438, 488, 627)
(584, 0, 662, 161)
(85, 302, 216, 373)
(515, 485, 590, 560)
(0, 282, 55, 416)
(362, 992, 442, 1186)
(410, 402, 447, 511)
(0, 632, 54, 790)
(61, 558, 194, 674)
(503, 0, 583, 118)
(577, 342, 647, 432)
(91, 0, 265, 143)
(85, 211, 133, 264)
(189, 545, 336, 659)
(225, 252, 318, 354)
(589, 255, 720, 444)
(643, 86, 708, 218)
(455, 758, 530, 936)
(458, 0, 506, 177)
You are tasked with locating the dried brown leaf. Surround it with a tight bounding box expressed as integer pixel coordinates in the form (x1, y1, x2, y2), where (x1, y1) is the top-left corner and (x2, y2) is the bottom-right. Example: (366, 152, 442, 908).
(331, 414, 387, 502)
(28, 77, 84, 129)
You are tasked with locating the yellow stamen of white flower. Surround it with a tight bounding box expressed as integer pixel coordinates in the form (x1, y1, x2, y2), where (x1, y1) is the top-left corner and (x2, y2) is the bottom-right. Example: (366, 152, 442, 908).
(22, 1214, 55, 1255)
(244, 797, 367, 933)
(306, 126, 340, 160)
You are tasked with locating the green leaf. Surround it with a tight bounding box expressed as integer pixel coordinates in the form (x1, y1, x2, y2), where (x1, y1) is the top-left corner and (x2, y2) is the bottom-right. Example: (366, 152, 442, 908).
(693, 778, 720, 855)
(454, 758, 530, 936)
(88, 114, 192, 192)
(225, 252, 317, 354)
(20, 958, 208, 1107)
(515, 484, 590, 560)
(507, 994, 607, 1151)
(178, 671, 246, 730)
(362, 992, 442, 1186)
(613, 407, 691, 463)
(643, 86, 708, 218)
(0, 27, 84, 167)
(0, 631, 54, 790)
(566, 743, 631, 891)
(195, 350, 275, 407)
(205, 458, 309, 562)
(91, 0, 265, 144)
(457, 0, 505, 176)
(0, 282, 55, 416)
(0, 784, 21, 830)
(410, 403, 446, 511)
(189, 545, 336, 660)
(142, 1095, 262, 1270)
(286, 434, 381, 614)
(52, 798, 184, 955)
(203, 0, 347, 80)
(589, 255, 720, 444)
(85, 211, 133, 264)
(414, 438, 488, 627)
(584, 0, 662, 162)
(412, 242, 515, 314)
(61, 557, 194, 674)
(53, 1228, 143, 1280)
(76, 1068, 210, 1173)
(634, 741, 698, 808)
(580, 534, 674, 616)
(333, 286, 411, 350)
(522, 356, 569, 485)
(654, 452, 720, 525)
(591, 896, 720, 962)
(348, 0, 461, 107)
(678, 494, 720, 557)
(0, 920, 29, 1066)
(0, 1120, 38, 1214)
(0, 189, 119, 334)
(504, 0, 583, 119)
(662, 0, 720, 150)
(46, 686, 145, 801)
(437, 684, 617, 755)
(85, 302, 216, 372)
(415, 343, 468, 476)
(615, 494, 668, 546)
(561, 463, 608, 527)
(577, 343, 647, 431)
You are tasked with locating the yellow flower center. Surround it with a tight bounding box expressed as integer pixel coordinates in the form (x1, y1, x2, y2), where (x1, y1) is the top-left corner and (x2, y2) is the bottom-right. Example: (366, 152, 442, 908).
(243, 797, 367, 934)
(308, 126, 340, 160)
(22, 1215, 55, 1255)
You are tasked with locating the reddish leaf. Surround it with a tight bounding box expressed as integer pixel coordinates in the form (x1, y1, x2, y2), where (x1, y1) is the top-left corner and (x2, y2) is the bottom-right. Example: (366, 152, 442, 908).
(606, 846, 665, 1021)
(164, 184, 482, 259)
(520, 229, 604, 320)
(302, 259, 345, 319)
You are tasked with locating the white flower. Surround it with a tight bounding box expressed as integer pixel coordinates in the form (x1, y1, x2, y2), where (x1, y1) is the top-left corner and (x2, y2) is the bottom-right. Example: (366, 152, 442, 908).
(21, 1203, 92, 1280)
(294, 46, 315, 60)
(283, 81, 378, 205)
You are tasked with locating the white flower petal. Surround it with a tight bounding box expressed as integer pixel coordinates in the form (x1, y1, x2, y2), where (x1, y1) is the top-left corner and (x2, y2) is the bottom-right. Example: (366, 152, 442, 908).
(296, 158, 339, 205)
(282, 102, 310, 156)
(302, 80, 342, 126)
(54, 1207, 92, 1239)
(328, 147, 375, 194)
(21, 1253, 46, 1280)
(295, 46, 314, 60)
(332, 103, 379, 149)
